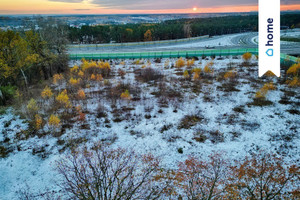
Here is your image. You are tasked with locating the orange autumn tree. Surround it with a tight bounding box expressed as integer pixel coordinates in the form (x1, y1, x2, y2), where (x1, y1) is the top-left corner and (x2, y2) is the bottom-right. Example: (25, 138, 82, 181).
(242, 52, 252, 62)
(228, 152, 299, 200)
(144, 29, 152, 41)
(176, 153, 229, 200)
(77, 89, 86, 100)
(176, 58, 186, 68)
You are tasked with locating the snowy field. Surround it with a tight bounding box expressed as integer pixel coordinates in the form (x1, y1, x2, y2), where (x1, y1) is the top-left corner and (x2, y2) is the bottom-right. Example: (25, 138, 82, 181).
(0, 56, 299, 199)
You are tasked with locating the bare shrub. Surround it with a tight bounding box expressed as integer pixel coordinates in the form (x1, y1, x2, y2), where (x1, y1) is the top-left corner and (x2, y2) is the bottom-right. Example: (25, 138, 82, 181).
(135, 67, 163, 82)
(178, 115, 204, 129)
(106, 82, 141, 104)
(56, 143, 171, 200)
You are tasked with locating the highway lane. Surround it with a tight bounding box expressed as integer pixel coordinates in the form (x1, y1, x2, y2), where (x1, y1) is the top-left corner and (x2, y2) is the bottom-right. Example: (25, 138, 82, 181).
(68, 31, 300, 55)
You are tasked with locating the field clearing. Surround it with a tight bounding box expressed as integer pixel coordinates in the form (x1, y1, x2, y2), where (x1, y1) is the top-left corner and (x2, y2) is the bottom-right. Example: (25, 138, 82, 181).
(0, 55, 299, 199)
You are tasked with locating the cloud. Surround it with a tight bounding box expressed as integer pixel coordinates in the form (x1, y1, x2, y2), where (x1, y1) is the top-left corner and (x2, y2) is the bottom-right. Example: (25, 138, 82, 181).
(74, 9, 91, 10)
(48, 0, 84, 3)
(90, 0, 300, 10)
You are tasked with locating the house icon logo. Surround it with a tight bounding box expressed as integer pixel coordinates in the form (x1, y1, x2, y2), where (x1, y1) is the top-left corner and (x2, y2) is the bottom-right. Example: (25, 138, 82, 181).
(266, 49, 273, 56)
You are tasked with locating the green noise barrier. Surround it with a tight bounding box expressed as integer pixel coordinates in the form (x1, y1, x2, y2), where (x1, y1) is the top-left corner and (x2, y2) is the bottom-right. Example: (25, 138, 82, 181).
(69, 48, 298, 65)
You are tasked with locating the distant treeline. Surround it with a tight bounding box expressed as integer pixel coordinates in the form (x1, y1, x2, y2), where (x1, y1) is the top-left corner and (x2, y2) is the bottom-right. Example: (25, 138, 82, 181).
(68, 14, 300, 44)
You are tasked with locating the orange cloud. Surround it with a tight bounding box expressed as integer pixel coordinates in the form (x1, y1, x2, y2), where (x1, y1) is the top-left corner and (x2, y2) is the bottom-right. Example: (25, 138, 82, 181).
(0, 0, 299, 14)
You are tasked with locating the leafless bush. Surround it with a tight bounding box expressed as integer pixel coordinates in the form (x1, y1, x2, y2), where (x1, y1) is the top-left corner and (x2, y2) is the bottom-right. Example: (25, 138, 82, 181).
(56, 143, 171, 200)
(118, 68, 126, 79)
(106, 82, 141, 104)
(135, 67, 163, 82)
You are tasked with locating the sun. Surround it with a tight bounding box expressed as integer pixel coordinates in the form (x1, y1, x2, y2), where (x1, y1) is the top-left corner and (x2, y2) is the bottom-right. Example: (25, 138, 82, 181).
(193, 7, 197, 11)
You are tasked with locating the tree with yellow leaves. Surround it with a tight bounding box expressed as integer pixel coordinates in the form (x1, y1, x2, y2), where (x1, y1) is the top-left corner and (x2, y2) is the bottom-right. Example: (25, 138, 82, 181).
(53, 74, 64, 85)
(70, 65, 79, 74)
(121, 90, 131, 100)
(287, 63, 300, 76)
(96, 74, 103, 81)
(193, 72, 200, 81)
(48, 114, 61, 128)
(255, 82, 276, 99)
(35, 114, 43, 130)
(176, 58, 186, 68)
(56, 89, 72, 108)
(285, 63, 300, 87)
(255, 89, 268, 99)
(183, 70, 190, 79)
(192, 68, 202, 81)
(204, 62, 214, 74)
(192, 68, 202, 74)
(90, 74, 96, 80)
(41, 86, 53, 99)
(286, 77, 300, 87)
(78, 70, 84, 77)
(262, 82, 276, 91)
(99, 61, 111, 77)
(69, 77, 81, 86)
(242, 52, 252, 62)
(186, 59, 195, 67)
(27, 98, 39, 114)
(224, 71, 237, 80)
(0, 30, 39, 86)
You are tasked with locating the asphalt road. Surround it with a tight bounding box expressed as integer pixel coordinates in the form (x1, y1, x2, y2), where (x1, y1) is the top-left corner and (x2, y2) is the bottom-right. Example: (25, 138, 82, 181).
(68, 31, 300, 55)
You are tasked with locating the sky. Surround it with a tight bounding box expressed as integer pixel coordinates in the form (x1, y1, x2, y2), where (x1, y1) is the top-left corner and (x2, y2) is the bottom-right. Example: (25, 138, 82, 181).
(0, 0, 300, 14)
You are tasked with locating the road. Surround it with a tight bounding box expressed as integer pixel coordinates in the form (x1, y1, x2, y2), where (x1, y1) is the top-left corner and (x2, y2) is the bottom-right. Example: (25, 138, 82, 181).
(68, 30, 300, 56)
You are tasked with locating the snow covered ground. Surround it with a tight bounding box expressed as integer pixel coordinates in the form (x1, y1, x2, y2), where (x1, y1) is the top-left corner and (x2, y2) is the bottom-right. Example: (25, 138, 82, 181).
(0, 56, 299, 199)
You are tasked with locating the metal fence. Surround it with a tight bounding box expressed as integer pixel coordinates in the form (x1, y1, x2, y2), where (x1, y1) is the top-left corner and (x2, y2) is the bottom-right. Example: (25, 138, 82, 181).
(69, 48, 258, 60)
(69, 48, 298, 65)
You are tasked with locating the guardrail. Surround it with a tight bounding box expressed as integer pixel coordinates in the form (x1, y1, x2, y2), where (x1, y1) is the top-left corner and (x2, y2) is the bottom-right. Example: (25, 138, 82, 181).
(280, 53, 299, 66)
(69, 48, 298, 65)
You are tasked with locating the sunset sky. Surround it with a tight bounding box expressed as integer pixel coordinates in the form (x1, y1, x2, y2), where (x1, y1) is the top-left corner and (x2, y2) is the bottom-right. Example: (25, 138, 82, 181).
(0, 0, 300, 14)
